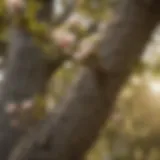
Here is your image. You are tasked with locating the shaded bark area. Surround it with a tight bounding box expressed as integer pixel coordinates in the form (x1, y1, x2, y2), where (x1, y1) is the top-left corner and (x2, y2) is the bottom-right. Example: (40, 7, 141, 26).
(46, 0, 160, 160)
(0, 1, 58, 160)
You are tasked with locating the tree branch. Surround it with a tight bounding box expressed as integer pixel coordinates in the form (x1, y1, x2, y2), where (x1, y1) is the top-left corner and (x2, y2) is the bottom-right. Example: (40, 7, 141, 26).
(47, 1, 160, 159)
(0, 1, 64, 160)
(9, 0, 160, 160)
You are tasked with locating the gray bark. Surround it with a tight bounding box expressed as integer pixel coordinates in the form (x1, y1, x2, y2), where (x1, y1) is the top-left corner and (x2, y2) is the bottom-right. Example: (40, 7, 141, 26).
(0, 1, 56, 160)
(8, 0, 160, 160)
(48, 0, 160, 160)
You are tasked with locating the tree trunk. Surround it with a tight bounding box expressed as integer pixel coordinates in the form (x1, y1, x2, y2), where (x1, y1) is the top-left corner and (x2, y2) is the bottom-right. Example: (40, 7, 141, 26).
(8, 0, 160, 160)
(48, 0, 160, 160)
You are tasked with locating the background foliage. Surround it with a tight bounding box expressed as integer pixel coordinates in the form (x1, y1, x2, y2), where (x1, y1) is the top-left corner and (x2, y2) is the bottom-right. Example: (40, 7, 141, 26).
(1, 0, 160, 160)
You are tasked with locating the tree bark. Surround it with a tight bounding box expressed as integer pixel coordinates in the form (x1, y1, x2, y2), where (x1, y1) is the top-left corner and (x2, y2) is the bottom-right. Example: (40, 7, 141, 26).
(9, 0, 160, 160)
(47, 0, 160, 160)
(0, 1, 55, 160)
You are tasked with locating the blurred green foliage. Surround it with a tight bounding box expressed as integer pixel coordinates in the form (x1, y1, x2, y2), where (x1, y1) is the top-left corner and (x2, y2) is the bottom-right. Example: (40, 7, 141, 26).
(0, 1, 8, 41)
(1, 0, 160, 159)
(0, 0, 52, 54)
(78, 0, 109, 20)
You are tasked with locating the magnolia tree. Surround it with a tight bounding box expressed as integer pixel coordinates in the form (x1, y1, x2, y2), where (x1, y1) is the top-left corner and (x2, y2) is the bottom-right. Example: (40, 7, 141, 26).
(0, 0, 160, 160)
